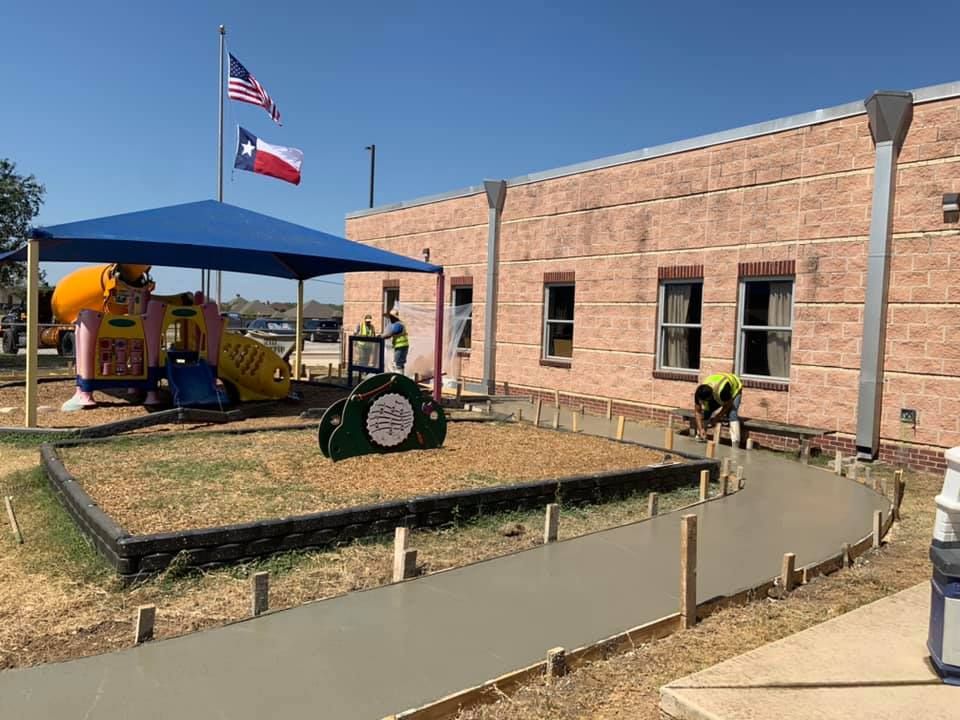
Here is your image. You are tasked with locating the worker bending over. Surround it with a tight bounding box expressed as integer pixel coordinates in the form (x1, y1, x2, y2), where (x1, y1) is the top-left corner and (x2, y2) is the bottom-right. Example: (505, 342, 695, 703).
(381, 308, 409, 375)
(694, 372, 743, 446)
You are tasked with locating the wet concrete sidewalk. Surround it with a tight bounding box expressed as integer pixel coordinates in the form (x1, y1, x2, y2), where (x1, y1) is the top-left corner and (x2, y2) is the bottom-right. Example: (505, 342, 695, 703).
(0, 400, 888, 719)
(660, 583, 953, 720)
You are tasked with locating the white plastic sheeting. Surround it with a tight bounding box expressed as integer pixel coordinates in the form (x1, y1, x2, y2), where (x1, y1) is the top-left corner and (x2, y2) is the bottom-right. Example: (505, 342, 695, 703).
(389, 301, 471, 381)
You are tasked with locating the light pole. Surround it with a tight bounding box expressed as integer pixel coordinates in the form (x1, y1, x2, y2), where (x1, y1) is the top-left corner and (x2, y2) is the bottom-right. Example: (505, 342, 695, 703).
(365, 144, 376, 209)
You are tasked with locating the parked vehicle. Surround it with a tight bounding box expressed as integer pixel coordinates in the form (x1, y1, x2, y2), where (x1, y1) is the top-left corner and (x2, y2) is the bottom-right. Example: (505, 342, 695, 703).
(245, 318, 296, 336)
(305, 318, 342, 343)
(0, 290, 76, 356)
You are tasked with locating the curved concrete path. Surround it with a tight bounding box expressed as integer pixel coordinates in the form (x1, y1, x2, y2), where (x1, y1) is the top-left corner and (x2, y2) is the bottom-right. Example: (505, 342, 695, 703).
(0, 401, 889, 719)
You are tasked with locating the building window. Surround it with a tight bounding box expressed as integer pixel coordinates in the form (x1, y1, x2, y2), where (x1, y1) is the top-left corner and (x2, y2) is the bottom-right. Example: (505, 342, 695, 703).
(657, 281, 702, 371)
(736, 278, 793, 381)
(382, 286, 399, 330)
(451, 285, 473, 351)
(543, 283, 575, 361)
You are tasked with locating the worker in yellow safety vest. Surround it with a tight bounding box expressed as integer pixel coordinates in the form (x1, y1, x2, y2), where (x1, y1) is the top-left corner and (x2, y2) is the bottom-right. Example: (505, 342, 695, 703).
(694, 372, 744, 446)
(381, 308, 409, 375)
(355, 314, 377, 368)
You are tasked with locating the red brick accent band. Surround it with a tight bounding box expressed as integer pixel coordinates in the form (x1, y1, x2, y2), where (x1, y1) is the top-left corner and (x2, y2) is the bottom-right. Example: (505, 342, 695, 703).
(738, 260, 796, 277)
(450, 276, 473, 287)
(382, 279, 400, 289)
(658, 265, 704, 280)
(543, 271, 575, 284)
(741, 378, 790, 392)
(653, 370, 700, 382)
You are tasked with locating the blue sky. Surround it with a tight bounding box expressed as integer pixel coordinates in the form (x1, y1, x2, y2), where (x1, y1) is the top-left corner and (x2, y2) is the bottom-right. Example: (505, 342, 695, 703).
(3, 0, 956, 303)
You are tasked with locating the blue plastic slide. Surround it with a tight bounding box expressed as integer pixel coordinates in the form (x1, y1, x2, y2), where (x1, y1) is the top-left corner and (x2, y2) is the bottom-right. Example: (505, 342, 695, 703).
(166, 353, 228, 408)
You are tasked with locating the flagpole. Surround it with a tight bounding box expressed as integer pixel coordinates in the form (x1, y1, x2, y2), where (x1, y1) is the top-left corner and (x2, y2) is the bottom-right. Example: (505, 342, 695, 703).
(215, 24, 225, 306)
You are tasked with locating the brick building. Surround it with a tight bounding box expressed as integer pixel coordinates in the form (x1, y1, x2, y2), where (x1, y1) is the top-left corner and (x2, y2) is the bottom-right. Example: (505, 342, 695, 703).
(344, 82, 960, 471)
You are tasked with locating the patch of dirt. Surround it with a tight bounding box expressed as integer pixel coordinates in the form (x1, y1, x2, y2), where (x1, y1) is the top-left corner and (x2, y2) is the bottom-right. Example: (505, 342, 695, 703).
(60, 423, 666, 534)
(457, 466, 940, 720)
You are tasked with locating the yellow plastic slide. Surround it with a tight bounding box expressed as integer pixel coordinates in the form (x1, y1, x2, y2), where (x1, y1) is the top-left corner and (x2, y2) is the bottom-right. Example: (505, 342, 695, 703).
(218, 331, 291, 401)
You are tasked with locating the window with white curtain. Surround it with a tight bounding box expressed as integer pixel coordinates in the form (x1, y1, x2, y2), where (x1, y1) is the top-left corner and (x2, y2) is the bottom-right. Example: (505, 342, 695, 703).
(543, 284, 575, 360)
(657, 281, 703, 371)
(736, 278, 793, 380)
(452, 285, 473, 350)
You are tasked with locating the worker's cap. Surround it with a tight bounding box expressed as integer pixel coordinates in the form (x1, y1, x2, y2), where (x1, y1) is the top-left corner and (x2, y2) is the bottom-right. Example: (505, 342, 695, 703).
(384, 308, 399, 318)
(363, 314, 373, 321)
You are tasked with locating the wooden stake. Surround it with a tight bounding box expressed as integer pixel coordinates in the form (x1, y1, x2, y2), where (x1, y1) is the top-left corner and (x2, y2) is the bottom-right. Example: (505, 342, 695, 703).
(736, 466, 744, 487)
(554, 389, 560, 409)
(712, 424, 721, 445)
(503, 382, 509, 396)
(534, 399, 543, 427)
(664, 427, 674, 451)
(849, 462, 858, 481)
(699, 470, 709, 501)
(873, 510, 883, 549)
(456, 378, 463, 401)
(517, 408, 523, 423)
(745, 438, 754, 450)
(552, 408, 560, 430)
(606, 398, 612, 420)
(834, 449, 843, 475)
(893, 470, 904, 520)
(864, 466, 872, 485)
(327, 362, 333, 378)
(544, 503, 559, 544)
(572, 410, 580, 433)
(616, 415, 625, 441)
(400, 548, 418, 579)
(721, 472, 729, 497)
(648, 492, 659, 517)
(781, 553, 796, 592)
(841, 542, 851, 568)
(706, 441, 716, 459)
(721, 457, 731, 479)
(134, 605, 155, 644)
(4, 496, 23, 544)
(680, 514, 698, 629)
(800, 440, 810, 465)
(252, 571, 269, 616)
(546, 647, 567, 680)
(393, 527, 409, 582)
(486, 399, 493, 414)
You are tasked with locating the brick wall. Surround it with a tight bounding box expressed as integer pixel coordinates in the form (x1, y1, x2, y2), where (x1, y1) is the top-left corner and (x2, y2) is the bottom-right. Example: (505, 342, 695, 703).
(345, 95, 960, 472)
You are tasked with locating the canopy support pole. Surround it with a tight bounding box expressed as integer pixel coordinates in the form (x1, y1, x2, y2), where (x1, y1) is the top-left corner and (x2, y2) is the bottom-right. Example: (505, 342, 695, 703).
(433, 273, 444, 403)
(294, 279, 304, 380)
(25, 239, 39, 428)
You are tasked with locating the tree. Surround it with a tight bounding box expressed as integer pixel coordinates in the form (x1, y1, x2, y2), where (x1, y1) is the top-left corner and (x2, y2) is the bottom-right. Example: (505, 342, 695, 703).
(0, 159, 45, 288)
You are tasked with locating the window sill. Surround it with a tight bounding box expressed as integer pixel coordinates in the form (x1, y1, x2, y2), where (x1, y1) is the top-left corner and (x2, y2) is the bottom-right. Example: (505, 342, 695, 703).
(456, 349, 471, 356)
(653, 370, 699, 383)
(540, 358, 572, 369)
(741, 377, 789, 392)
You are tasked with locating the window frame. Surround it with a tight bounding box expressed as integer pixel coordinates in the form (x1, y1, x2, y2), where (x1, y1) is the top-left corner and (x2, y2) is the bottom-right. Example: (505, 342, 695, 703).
(451, 284, 473, 353)
(655, 279, 704, 374)
(734, 275, 795, 383)
(542, 282, 575, 363)
(382, 286, 400, 331)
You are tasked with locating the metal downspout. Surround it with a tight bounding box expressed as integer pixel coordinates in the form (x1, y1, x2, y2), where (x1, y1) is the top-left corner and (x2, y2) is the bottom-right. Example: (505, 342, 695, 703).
(482, 180, 507, 396)
(856, 91, 913, 459)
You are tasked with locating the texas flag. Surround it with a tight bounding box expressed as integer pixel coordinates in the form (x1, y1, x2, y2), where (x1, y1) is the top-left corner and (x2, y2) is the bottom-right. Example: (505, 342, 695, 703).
(234, 126, 303, 185)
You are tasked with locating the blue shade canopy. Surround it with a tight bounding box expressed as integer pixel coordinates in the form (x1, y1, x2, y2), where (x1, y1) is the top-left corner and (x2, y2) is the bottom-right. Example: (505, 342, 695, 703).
(0, 200, 441, 279)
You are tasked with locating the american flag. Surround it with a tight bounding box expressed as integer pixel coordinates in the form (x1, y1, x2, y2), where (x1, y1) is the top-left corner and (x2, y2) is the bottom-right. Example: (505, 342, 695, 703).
(228, 53, 281, 125)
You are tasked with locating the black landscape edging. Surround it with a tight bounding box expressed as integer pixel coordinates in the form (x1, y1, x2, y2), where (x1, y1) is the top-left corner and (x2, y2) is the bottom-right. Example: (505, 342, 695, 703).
(40, 443, 717, 578)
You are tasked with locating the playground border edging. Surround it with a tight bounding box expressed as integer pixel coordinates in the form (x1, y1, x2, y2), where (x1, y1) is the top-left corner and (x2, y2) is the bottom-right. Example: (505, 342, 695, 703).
(39, 442, 718, 578)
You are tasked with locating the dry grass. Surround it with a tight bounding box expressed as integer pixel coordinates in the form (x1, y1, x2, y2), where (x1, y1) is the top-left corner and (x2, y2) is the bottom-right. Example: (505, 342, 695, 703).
(0, 378, 346, 430)
(59, 423, 665, 534)
(457, 464, 939, 720)
(0, 438, 697, 671)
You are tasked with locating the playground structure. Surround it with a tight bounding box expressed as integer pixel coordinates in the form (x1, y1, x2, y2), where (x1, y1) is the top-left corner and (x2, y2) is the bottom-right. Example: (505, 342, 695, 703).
(55, 262, 290, 410)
